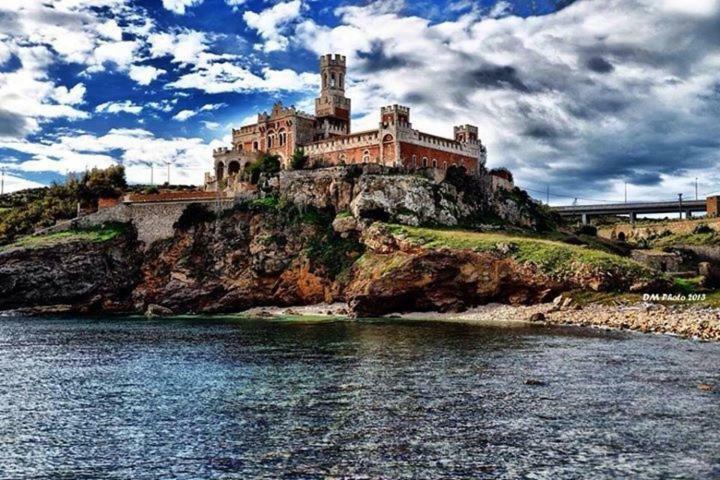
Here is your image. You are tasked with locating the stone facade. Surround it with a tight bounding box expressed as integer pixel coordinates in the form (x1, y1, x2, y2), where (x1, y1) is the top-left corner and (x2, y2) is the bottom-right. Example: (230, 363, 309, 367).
(206, 54, 487, 191)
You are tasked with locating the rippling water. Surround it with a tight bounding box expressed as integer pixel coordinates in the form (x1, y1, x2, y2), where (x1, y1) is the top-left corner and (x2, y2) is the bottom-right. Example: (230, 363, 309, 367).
(0, 316, 718, 479)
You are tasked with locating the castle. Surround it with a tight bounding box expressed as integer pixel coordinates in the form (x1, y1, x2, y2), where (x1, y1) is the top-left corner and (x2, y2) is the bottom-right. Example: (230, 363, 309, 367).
(206, 54, 487, 190)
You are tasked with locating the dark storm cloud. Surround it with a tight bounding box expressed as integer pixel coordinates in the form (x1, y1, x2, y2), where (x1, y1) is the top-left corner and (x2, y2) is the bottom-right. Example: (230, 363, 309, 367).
(357, 43, 421, 73)
(466, 65, 533, 93)
(0, 110, 30, 139)
(628, 172, 662, 186)
(586, 56, 614, 73)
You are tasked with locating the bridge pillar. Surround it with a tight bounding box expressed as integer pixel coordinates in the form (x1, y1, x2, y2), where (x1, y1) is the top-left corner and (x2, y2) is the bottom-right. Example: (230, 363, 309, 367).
(581, 213, 589, 225)
(629, 212, 637, 226)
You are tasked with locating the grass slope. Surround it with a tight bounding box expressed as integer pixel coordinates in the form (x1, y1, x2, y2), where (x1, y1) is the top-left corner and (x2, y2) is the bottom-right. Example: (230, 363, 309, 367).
(387, 224, 651, 278)
(0, 224, 126, 252)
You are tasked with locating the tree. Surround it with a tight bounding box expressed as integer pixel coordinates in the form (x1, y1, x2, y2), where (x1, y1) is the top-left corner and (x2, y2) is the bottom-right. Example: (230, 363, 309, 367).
(246, 153, 281, 184)
(290, 147, 308, 170)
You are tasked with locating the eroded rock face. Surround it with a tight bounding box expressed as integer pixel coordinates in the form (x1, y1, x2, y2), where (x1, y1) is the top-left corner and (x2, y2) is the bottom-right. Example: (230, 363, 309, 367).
(345, 249, 560, 317)
(0, 233, 140, 313)
(131, 209, 339, 314)
(275, 166, 511, 228)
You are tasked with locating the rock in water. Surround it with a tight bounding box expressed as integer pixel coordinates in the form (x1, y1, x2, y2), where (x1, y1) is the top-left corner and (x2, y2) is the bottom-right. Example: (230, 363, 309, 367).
(145, 304, 174, 317)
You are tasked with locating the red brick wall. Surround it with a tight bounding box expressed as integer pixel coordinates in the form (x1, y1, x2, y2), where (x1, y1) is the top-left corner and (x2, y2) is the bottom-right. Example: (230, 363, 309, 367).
(308, 144, 380, 166)
(399, 142, 478, 172)
(708, 196, 720, 217)
(98, 197, 120, 209)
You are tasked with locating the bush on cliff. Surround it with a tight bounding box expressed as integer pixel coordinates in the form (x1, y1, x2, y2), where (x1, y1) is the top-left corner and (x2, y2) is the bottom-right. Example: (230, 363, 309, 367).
(174, 204, 216, 231)
(290, 148, 308, 170)
(246, 153, 281, 184)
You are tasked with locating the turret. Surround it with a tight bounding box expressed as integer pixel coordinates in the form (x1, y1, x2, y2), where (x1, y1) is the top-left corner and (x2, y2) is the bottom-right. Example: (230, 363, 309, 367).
(380, 105, 411, 128)
(315, 54, 351, 138)
(454, 124, 479, 144)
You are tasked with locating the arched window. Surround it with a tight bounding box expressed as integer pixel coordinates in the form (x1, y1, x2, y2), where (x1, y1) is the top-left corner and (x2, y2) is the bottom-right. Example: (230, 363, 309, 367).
(252, 141, 258, 151)
(443, 161, 448, 170)
(339, 73, 344, 89)
(432, 159, 437, 168)
(339, 153, 347, 164)
(422, 157, 428, 168)
(412, 154, 417, 168)
(278, 129, 287, 146)
(331, 72, 336, 88)
(228, 161, 240, 176)
(363, 149, 370, 163)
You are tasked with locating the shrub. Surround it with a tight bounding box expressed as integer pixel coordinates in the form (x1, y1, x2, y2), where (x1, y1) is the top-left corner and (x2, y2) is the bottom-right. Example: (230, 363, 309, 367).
(246, 153, 281, 184)
(174, 203, 216, 230)
(693, 223, 714, 234)
(575, 224, 597, 236)
(290, 148, 308, 170)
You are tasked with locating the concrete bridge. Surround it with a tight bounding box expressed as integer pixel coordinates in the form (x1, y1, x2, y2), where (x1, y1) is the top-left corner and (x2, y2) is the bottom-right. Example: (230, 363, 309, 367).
(551, 199, 707, 224)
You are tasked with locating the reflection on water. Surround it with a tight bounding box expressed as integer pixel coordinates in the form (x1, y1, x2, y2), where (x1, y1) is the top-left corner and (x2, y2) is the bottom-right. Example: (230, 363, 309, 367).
(0, 316, 718, 479)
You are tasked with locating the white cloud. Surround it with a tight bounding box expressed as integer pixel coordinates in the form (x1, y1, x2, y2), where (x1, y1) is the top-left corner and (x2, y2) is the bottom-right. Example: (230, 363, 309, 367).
(0, 173, 46, 194)
(1, 128, 219, 185)
(168, 63, 316, 93)
(148, 30, 210, 65)
(97, 20, 123, 41)
(128, 65, 166, 85)
(91, 40, 138, 71)
(95, 100, 143, 115)
(52, 83, 87, 106)
(661, 0, 719, 16)
(173, 110, 197, 121)
(162, 0, 204, 15)
(200, 103, 227, 111)
(243, 0, 303, 52)
(173, 103, 227, 121)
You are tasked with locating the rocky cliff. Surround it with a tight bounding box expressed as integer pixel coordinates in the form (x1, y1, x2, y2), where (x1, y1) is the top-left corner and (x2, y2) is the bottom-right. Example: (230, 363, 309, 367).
(0, 168, 659, 316)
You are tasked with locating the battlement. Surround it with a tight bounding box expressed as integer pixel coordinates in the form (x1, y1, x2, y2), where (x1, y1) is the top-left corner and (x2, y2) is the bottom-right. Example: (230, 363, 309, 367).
(320, 53, 346, 67)
(454, 124, 480, 143)
(381, 104, 411, 115)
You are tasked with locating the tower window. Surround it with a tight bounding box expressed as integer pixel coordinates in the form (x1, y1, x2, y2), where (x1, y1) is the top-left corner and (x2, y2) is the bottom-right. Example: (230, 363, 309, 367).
(331, 73, 336, 88)
(422, 157, 428, 168)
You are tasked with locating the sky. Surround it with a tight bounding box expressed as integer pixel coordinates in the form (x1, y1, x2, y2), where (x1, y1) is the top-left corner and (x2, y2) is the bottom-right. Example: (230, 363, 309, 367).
(0, 0, 719, 205)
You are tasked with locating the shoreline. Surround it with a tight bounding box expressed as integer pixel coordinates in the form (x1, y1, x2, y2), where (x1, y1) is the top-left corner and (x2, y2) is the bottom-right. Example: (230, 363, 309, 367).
(240, 301, 720, 342)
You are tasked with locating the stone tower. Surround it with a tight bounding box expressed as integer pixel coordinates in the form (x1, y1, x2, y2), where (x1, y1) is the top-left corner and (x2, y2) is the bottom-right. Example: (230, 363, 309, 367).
(315, 54, 351, 139)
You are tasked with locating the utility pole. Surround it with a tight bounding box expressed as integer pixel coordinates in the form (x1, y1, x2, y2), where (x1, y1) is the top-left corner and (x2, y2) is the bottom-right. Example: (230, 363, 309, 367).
(624, 182, 627, 204)
(678, 193, 683, 220)
(546, 185, 550, 205)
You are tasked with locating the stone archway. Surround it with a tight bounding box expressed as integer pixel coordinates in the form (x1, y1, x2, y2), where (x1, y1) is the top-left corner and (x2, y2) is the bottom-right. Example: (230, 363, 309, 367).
(228, 160, 241, 176)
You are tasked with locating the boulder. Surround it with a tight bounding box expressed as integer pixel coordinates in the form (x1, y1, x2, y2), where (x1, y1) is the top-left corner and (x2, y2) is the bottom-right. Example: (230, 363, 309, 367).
(145, 304, 174, 317)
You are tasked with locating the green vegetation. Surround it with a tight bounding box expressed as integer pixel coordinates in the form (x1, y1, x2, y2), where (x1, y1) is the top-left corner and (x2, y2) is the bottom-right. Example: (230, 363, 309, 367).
(386, 224, 651, 278)
(246, 153, 281, 184)
(651, 229, 720, 248)
(496, 186, 558, 232)
(248, 195, 280, 210)
(0, 223, 126, 252)
(307, 231, 364, 278)
(0, 165, 127, 245)
(290, 147, 308, 170)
